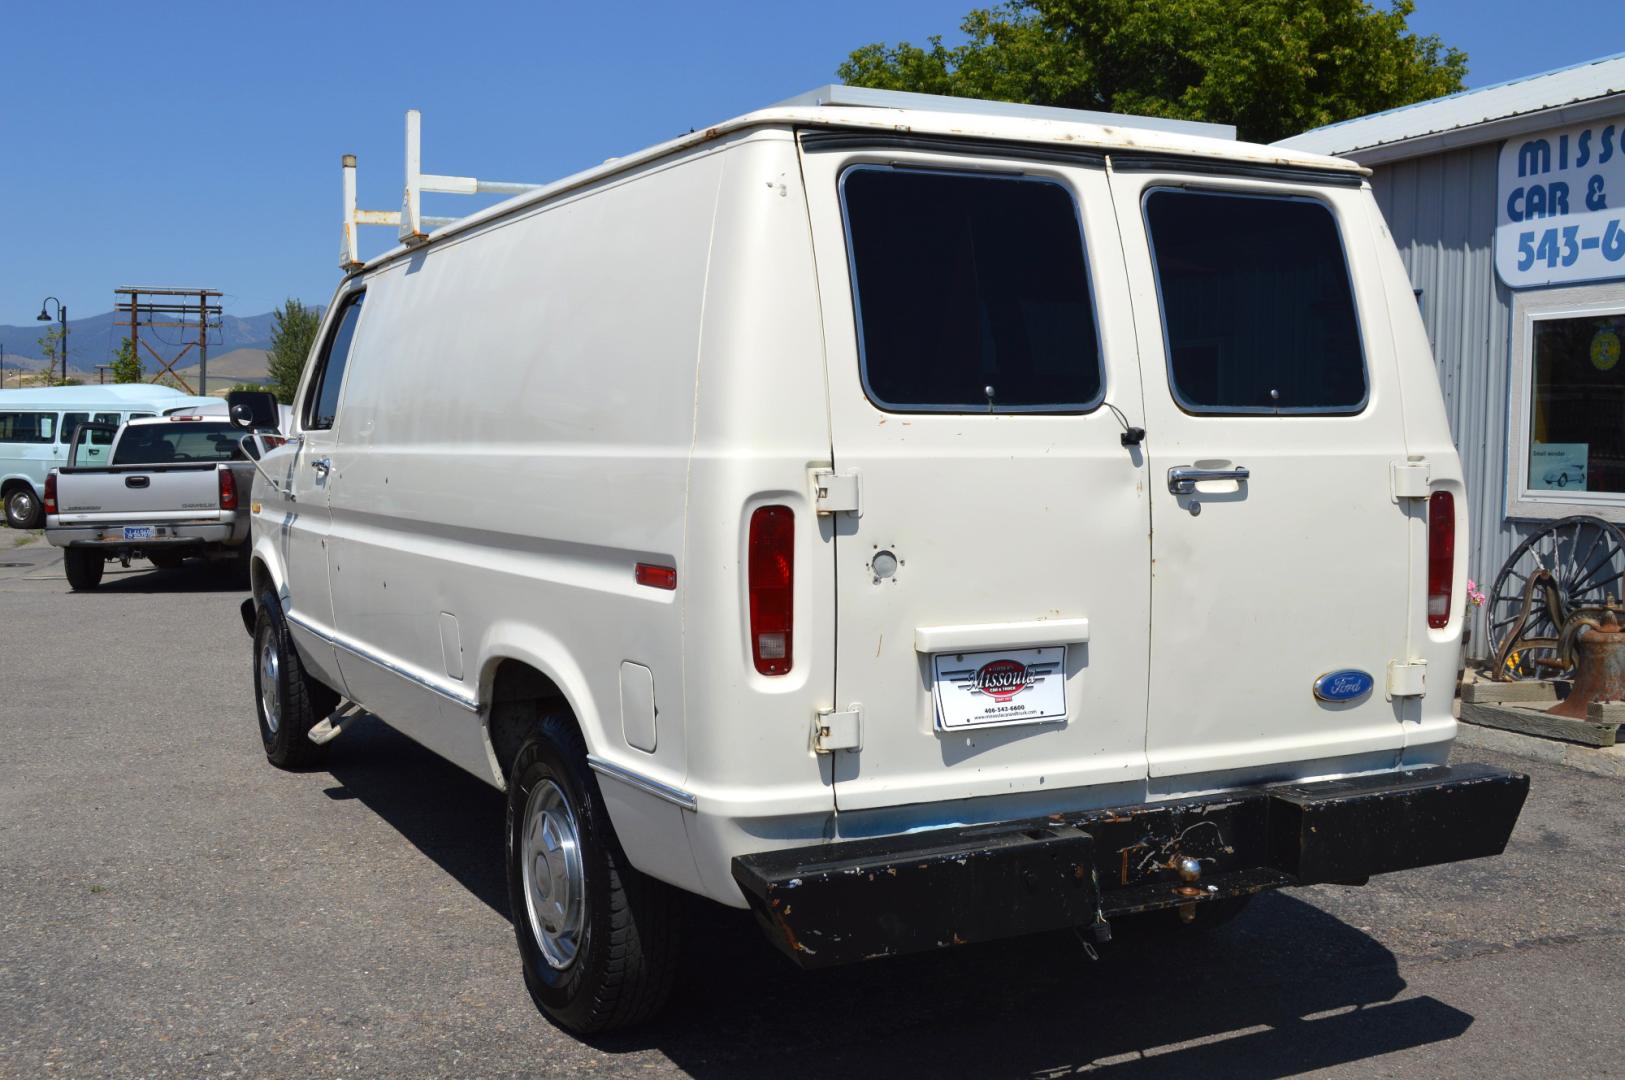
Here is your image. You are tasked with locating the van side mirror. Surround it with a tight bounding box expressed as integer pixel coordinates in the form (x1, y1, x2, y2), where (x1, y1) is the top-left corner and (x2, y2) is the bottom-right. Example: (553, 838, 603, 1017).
(227, 389, 281, 432)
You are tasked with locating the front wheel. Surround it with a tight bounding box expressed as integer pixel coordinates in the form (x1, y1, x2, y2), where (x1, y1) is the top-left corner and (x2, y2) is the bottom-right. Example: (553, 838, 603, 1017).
(252, 592, 339, 769)
(5, 486, 42, 529)
(506, 717, 680, 1033)
(64, 548, 104, 591)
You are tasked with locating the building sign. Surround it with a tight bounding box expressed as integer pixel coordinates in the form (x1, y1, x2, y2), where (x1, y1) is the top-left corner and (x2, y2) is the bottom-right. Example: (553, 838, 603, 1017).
(1497, 117, 1625, 288)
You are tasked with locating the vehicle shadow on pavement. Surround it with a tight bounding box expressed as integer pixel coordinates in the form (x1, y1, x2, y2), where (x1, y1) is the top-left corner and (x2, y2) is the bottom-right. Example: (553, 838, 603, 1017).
(321, 715, 510, 915)
(91, 565, 252, 595)
(319, 716, 1474, 1079)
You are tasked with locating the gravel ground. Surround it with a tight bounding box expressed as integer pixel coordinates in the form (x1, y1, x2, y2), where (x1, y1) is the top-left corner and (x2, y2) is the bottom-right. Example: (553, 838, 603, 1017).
(2, 538, 1622, 1078)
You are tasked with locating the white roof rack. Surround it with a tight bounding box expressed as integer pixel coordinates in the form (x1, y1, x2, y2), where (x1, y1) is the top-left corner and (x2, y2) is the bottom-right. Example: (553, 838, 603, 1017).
(340, 109, 544, 269)
(773, 84, 1237, 141)
(338, 94, 1272, 272)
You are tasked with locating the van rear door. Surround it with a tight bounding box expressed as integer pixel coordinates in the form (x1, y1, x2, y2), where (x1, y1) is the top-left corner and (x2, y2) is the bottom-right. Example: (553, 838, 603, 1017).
(799, 139, 1152, 816)
(1108, 169, 1412, 784)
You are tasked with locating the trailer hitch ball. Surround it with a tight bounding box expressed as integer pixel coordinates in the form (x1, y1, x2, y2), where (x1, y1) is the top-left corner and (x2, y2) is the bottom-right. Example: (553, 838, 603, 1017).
(1176, 856, 1203, 923)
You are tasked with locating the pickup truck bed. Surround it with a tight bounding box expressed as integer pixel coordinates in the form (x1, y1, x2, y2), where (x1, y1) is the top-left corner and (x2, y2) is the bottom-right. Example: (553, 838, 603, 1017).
(44, 417, 255, 590)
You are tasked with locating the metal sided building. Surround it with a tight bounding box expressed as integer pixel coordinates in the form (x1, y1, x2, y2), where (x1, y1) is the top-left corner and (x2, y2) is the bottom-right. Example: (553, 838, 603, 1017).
(1280, 55, 1625, 652)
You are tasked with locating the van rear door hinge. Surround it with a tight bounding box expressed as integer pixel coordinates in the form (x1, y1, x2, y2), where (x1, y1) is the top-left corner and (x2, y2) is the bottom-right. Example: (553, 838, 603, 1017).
(814, 706, 862, 753)
(1390, 461, 1431, 501)
(812, 468, 862, 517)
(1386, 660, 1427, 699)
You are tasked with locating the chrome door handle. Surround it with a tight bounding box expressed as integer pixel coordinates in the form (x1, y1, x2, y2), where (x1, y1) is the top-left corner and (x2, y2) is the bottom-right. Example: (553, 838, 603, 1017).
(1168, 465, 1249, 494)
(311, 457, 332, 475)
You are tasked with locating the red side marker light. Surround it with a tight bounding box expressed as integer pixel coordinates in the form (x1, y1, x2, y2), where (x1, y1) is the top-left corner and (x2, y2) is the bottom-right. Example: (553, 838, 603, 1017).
(636, 563, 677, 590)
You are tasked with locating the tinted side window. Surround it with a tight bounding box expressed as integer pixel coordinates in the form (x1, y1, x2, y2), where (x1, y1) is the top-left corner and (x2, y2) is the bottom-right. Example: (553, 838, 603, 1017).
(61, 413, 89, 443)
(841, 167, 1103, 412)
(1145, 190, 1365, 414)
(303, 294, 364, 430)
(0, 412, 54, 444)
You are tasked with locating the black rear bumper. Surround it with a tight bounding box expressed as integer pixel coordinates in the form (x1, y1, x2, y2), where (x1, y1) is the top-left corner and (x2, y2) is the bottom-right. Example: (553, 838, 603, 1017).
(731, 763, 1528, 968)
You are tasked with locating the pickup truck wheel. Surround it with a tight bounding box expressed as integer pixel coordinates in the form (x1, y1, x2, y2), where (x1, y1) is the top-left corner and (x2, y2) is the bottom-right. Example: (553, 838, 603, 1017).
(253, 592, 339, 769)
(5, 486, 42, 529)
(507, 719, 680, 1033)
(63, 548, 104, 591)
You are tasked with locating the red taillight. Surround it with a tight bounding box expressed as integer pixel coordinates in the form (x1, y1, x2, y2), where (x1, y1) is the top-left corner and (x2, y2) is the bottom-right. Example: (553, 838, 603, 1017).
(635, 562, 677, 590)
(218, 468, 238, 511)
(43, 473, 57, 516)
(1427, 490, 1455, 629)
(748, 505, 794, 676)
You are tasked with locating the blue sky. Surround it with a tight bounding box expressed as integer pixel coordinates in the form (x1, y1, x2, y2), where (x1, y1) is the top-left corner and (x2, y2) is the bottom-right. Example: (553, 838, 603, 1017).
(2, 0, 1622, 335)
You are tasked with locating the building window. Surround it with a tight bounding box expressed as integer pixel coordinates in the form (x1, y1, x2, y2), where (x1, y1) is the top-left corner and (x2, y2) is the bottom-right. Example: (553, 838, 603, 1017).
(1509, 284, 1625, 521)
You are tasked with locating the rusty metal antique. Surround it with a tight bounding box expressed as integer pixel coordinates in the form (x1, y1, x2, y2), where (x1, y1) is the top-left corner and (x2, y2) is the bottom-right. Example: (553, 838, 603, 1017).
(1548, 603, 1625, 718)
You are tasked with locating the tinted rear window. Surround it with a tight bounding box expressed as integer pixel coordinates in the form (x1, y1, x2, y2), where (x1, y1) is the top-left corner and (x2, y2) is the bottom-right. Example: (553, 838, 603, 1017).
(1145, 189, 1366, 414)
(113, 422, 247, 465)
(841, 167, 1103, 412)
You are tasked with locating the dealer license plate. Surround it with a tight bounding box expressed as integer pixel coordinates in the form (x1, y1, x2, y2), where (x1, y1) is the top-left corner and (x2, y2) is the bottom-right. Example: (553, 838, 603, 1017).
(931, 646, 1067, 730)
(122, 526, 154, 541)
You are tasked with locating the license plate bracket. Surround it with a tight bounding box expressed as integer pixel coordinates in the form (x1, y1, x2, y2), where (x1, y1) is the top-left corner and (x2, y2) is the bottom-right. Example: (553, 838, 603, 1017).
(932, 646, 1067, 730)
(122, 526, 155, 541)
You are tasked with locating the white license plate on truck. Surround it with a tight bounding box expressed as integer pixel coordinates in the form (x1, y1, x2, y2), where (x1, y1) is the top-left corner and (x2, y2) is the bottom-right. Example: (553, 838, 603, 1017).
(931, 646, 1067, 730)
(122, 526, 154, 541)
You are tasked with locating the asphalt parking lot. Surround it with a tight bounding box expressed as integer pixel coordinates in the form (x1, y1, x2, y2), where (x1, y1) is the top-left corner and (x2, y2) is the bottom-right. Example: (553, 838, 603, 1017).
(2, 534, 1623, 1078)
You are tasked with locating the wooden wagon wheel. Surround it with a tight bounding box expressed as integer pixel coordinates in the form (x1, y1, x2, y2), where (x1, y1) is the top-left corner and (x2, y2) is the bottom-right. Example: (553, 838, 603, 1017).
(1485, 515, 1625, 679)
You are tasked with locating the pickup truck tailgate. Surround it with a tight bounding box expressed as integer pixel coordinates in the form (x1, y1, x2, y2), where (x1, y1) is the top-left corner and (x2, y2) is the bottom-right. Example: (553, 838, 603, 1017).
(54, 465, 225, 519)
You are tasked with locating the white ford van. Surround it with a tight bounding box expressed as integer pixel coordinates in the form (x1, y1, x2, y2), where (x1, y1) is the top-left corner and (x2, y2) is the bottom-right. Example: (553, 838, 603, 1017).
(241, 87, 1528, 1033)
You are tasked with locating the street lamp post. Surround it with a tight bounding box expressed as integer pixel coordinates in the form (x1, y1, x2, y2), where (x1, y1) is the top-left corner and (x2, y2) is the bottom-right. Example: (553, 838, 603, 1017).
(36, 297, 68, 385)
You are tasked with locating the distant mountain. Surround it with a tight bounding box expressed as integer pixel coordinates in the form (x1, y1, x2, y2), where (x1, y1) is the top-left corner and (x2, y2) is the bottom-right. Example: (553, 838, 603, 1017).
(0, 308, 312, 378)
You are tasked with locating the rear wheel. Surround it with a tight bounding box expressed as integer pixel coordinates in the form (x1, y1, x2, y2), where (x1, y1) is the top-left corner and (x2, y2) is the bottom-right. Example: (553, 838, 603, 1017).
(64, 548, 104, 591)
(5, 486, 42, 529)
(506, 716, 680, 1033)
(252, 591, 338, 768)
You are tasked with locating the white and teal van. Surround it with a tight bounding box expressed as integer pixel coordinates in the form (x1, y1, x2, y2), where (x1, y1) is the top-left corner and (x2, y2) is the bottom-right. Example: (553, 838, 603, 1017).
(0, 384, 216, 527)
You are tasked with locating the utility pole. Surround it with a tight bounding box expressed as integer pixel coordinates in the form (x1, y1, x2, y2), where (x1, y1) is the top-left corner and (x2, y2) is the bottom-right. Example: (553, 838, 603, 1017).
(113, 287, 222, 395)
(198, 289, 209, 395)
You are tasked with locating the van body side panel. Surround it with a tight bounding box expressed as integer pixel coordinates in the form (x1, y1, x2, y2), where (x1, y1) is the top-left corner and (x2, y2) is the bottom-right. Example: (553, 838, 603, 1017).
(1364, 201, 1467, 767)
(322, 150, 725, 891)
(678, 132, 840, 905)
(1109, 172, 1413, 787)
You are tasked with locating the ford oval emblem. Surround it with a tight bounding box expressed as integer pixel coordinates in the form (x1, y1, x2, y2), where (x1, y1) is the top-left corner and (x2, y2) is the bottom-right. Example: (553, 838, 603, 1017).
(1314, 669, 1374, 703)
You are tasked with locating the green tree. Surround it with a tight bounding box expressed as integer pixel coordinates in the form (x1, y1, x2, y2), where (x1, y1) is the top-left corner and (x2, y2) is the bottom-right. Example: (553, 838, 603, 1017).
(266, 299, 322, 405)
(839, 0, 1467, 144)
(37, 326, 64, 385)
(110, 339, 143, 384)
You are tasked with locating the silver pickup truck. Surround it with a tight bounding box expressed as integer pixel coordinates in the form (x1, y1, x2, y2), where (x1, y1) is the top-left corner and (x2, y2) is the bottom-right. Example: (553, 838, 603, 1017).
(44, 416, 258, 590)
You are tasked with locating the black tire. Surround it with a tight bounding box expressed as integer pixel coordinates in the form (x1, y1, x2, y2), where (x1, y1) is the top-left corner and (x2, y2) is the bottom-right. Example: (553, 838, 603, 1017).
(252, 591, 339, 769)
(5, 486, 42, 529)
(63, 548, 104, 591)
(507, 717, 681, 1034)
(147, 551, 185, 570)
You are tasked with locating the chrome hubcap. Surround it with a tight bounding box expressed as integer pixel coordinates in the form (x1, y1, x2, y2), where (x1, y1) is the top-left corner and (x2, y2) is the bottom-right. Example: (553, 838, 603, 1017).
(11, 491, 35, 520)
(259, 634, 281, 735)
(521, 779, 585, 969)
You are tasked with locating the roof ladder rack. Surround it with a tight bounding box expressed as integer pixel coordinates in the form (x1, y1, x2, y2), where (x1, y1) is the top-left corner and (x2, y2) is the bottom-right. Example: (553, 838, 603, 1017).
(340, 109, 544, 270)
